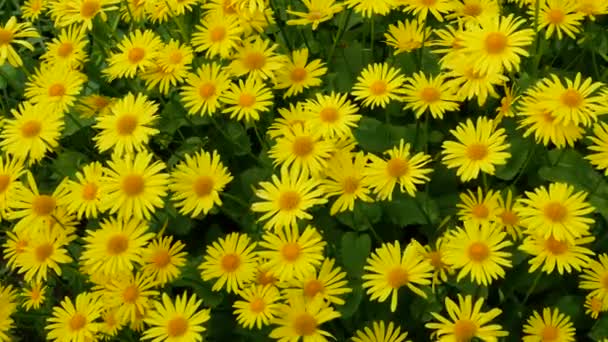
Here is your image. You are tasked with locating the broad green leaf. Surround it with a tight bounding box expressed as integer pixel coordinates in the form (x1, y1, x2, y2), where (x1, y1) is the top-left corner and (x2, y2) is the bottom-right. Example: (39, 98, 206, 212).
(340, 232, 371, 278)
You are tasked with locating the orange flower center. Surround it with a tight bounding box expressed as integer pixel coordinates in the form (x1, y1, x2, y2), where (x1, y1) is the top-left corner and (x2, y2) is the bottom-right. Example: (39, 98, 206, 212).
(168, 51, 183, 64)
(107, 234, 129, 255)
(94, 96, 110, 109)
(499, 210, 519, 226)
(560, 89, 582, 108)
(466, 143, 488, 161)
(281, 242, 301, 262)
(116, 114, 138, 135)
(249, 297, 266, 313)
(21, 120, 42, 138)
(57, 42, 74, 57)
(210, 26, 227, 42)
(541, 110, 555, 123)
(167, 316, 188, 337)
(192, 176, 214, 197)
(48, 83, 66, 97)
(471, 204, 489, 219)
(122, 174, 145, 196)
(32, 195, 56, 216)
(122, 285, 139, 303)
(257, 271, 276, 286)
(244, 52, 266, 70)
(468, 241, 490, 262)
(15, 240, 28, 253)
(290, 67, 308, 82)
(420, 87, 440, 103)
(0, 28, 13, 45)
(590, 296, 603, 310)
(543, 202, 567, 223)
(602, 273, 608, 290)
(484, 32, 508, 54)
(453, 319, 477, 341)
(0, 174, 10, 193)
(69, 313, 87, 331)
(292, 136, 314, 157)
(30, 288, 42, 301)
(386, 157, 409, 178)
(35, 243, 54, 262)
(198, 83, 216, 99)
(463, 3, 482, 16)
(544, 236, 568, 255)
(307, 11, 324, 20)
(279, 191, 301, 211)
(152, 249, 171, 268)
(421, 0, 436, 5)
(80, 0, 100, 18)
(387, 266, 409, 288)
(128, 47, 145, 63)
(222, 0, 237, 14)
(81, 182, 98, 200)
(221, 253, 241, 272)
(293, 313, 317, 336)
(239, 93, 256, 108)
(546, 9, 565, 24)
(428, 251, 444, 268)
(541, 325, 559, 341)
(303, 279, 324, 298)
(370, 80, 388, 95)
(342, 176, 359, 194)
(319, 107, 339, 123)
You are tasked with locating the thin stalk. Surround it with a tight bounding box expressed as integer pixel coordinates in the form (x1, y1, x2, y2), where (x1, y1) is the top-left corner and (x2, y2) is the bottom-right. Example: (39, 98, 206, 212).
(327, 9, 352, 63)
(267, 0, 293, 51)
(523, 271, 542, 304)
(222, 192, 250, 209)
(370, 17, 374, 60)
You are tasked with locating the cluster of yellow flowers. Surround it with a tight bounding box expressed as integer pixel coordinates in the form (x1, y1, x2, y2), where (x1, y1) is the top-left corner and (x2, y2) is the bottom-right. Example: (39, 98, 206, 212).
(0, 0, 608, 341)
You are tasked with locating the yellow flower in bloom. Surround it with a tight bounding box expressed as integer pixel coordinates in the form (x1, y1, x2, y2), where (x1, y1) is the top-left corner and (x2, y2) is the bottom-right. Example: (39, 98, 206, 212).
(459, 14, 535, 74)
(269, 295, 341, 342)
(192, 14, 243, 59)
(99, 151, 169, 220)
(199, 232, 258, 293)
(99, 308, 122, 338)
(181, 63, 232, 117)
(20, 281, 46, 311)
(166, 0, 198, 15)
(322, 151, 373, 215)
(364, 139, 433, 201)
(519, 233, 595, 274)
(444, 59, 508, 106)
(588, 121, 608, 175)
(16, 226, 72, 283)
(432, 24, 466, 68)
(41, 26, 88, 69)
(442, 116, 511, 182)
(220, 76, 274, 122)
(283, 258, 352, 306)
(579, 254, 608, 309)
(447, 0, 500, 25)
(94, 92, 159, 155)
(457, 187, 500, 224)
(496, 189, 524, 240)
(0, 156, 24, 218)
(576, 0, 608, 20)
(2, 230, 32, 270)
(351, 321, 411, 342)
(227, 37, 285, 81)
(81, 217, 154, 276)
(304, 92, 361, 139)
(104, 29, 163, 80)
(412, 237, 453, 290)
(120, 0, 146, 22)
(104, 272, 159, 325)
(384, 19, 430, 55)
(269, 124, 334, 178)
(60, 161, 104, 219)
(425, 294, 508, 341)
(24, 64, 86, 115)
(144, 0, 173, 23)
(343, 0, 395, 17)
(170, 149, 233, 217)
(522, 307, 576, 342)
(584, 295, 605, 319)
(516, 182, 595, 243)
(233, 285, 281, 329)
(268, 102, 307, 139)
(0, 284, 17, 342)
(46, 292, 103, 342)
(141, 235, 187, 286)
(402, 0, 454, 22)
(274, 48, 327, 98)
(251, 168, 327, 231)
(75, 94, 115, 118)
(286, 0, 343, 30)
(495, 84, 519, 120)
(533, 0, 584, 40)
(141, 40, 193, 95)
(401, 72, 460, 119)
(0, 16, 39, 67)
(352, 63, 406, 109)
(362, 240, 433, 312)
(258, 225, 326, 282)
(444, 220, 513, 286)
(143, 292, 211, 341)
(21, 0, 48, 20)
(49, 0, 119, 30)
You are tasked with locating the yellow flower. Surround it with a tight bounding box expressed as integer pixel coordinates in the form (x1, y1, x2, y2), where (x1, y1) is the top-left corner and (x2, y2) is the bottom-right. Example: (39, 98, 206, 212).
(2, 229, 32, 270)
(220, 76, 274, 122)
(233, 285, 281, 329)
(444, 220, 513, 286)
(534, 0, 584, 40)
(576, 0, 608, 19)
(495, 83, 520, 120)
(425, 294, 508, 341)
(579, 254, 608, 309)
(170, 149, 233, 217)
(49, 0, 119, 30)
(584, 295, 605, 319)
(143, 292, 211, 341)
(496, 189, 524, 240)
(0, 284, 17, 342)
(402, 0, 454, 21)
(362, 240, 433, 312)
(442, 116, 511, 182)
(519, 233, 595, 274)
(444, 60, 508, 106)
(99, 308, 122, 338)
(75, 94, 115, 118)
(343, 0, 395, 17)
(401, 71, 460, 119)
(181, 63, 232, 117)
(351, 321, 411, 342)
(0, 16, 39, 67)
(120, 0, 146, 22)
(25, 64, 86, 115)
(269, 295, 341, 341)
(447, 0, 500, 24)
(364, 139, 433, 201)
(227, 37, 285, 81)
(60, 161, 104, 219)
(352, 63, 406, 109)
(322, 151, 373, 215)
(199, 232, 258, 293)
(0, 156, 24, 218)
(286, 0, 343, 30)
(20, 281, 46, 311)
(274, 48, 327, 98)
(267, 102, 308, 139)
(432, 24, 466, 68)
(103, 271, 159, 325)
(104, 29, 163, 80)
(41, 25, 88, 69)
(141, 235, 187, 286)
(522, 307, 576, 342)
(412, 237, 453, 290)
(282, 258, 352, 306)
(141, 40, 193, 95)
(16, 226, 73, 283)
(384, 19, 430, 55)
(587, 121, 608, 175)
(192, 13, 242, 59)
(304, 92, 361, 139)
(456, 187, 500, 224)
(21, 0, 48, 21)
(46, 293, 103, 342)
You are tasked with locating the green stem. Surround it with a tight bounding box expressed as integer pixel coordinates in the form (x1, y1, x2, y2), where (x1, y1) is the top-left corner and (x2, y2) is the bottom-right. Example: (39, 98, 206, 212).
(222, 192, 250, 209)
(327, 9, 352, 63)
(523, 271, 542, 304)
(209, 116, 261, 163)
(417, 17, 428, 69)
(370, 17, 374, 60)
(423, 110, 430, 154)
(267, 0, 293, 51)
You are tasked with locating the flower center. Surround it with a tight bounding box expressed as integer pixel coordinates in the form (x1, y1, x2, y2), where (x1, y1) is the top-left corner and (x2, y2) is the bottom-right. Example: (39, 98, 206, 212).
(466, 143, 488, 161)
(210, 26, 226, 42)
(463, 3, 482, 16)
(291, 67, 308, 82)
(292, 136, 314, 157)
(239, 93, 256, 108)
(168, 51, 183, 64)
(167, 316, 188, 337)
(468, 241, 490, 262)
(257, 271, 276, 285)
(546, 9, 565, 24)
(122, 285, 139, 303)
(387, 266, 409, 288)
(453, 319, 477, 341)
(307, 10, 324, 20)
(342, 176, 359, 194)
(116, 114, 138, 135)
(57, 42, 74, 57)
(499, 210, 519, 226)
(32, 195, 56, 216)
(81, 182, 98, 200)
(471, 204, 489, 219)
(15, 240, 28, 253)
(0, 29, 13, 45)
(420, 87, 440, 103)
(293, 313, 317, 336)
(303, 279, 324, 298)
(370, 80, 388, 95)
(602, 273, 608, 290)
(541, 325, 559, 341)
(0, 174, 11, 193)
(199, 83, 216, 99)
(221, 253, 241, 272)
(30, 288, 42, 301)
(544, 236, 568, 255)
(107, 234, 129, 255)
(484, 32, 508, 54)
(192, 176, 214, 197)
(543, 202, 567, 223)
(560, 89, 582, 108)
(69, 313, 87, 331)
(122, 174, 145, 196)
(428, 251, 444, 268)
(244, 52, 266, 70)
(128, 47, 145, 63)
(152, 249, 171, 268)
(319, 107, 339, 123)
(386, 157, 409, 178)
(281, 242, 301, 262)
(80, 0, 100, 18)
(48, 83, 66, 97)
(279, 191, 301, 211)
(94, 96, 110, 109)
(21, 120, 42, 138)
(249, 297, 266, 313)
(35, 243, 54, 262)
(421, 0, 436, 5)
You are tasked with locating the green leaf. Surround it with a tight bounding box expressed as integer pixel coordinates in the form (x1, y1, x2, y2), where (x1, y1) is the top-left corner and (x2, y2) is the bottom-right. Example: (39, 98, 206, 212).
(335, 202, 381, 231)
(52, 150, 89, 178)
(590, 315, 608, 341)
(225, 121, 252, 156)
(338, 280, 363, 319)
(340, 232, 371, 278)
(383, 193, 434, 227)
(495, 120, 534, 180)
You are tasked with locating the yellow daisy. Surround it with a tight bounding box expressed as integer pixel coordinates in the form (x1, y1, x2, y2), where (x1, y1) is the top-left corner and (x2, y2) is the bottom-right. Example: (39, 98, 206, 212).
(141, 40, 193, 95)
(24, 64, 85, 115)
(412, 237, 453, 290)
(286, 0, 343, 30)
(41, 25, 88, 69)
(16, 226, 73, 283)
(0, 156, 24, 218)
(75, 94, 115, 118)
(2, 229, 32, 270)
(267, 102, 308, 139)
(579, 254, 608, 309)
(584, 294, 605, 319)
(60, 161, 104, 219)
(49, 0, 119, 30)
(343, 0, 395, 17)
(402, 0, 453, 21)
(21, 0, 48, 21)
(523, 307, 576, 342)
(0, 16, 39, 67)
(519, 233, 595, 274)
(496, 84, 520, 120)
(143, 292, 211, 341)
(456, 187, 500, 224)
(104, 29, 163, 80)
(303, 91, 361, 139)
(534, 0, 584, 40)
(104, 271, 159, 325)
(496, 189, 524, 240)
(352, 63, 406, 109)
(587, 121, 608, 175)
(274, 48, 327, 98)
(192, 13, 243, 59)
(446, 0, 500, 25)
(384, 19, 430, 55)
(0, 284, 17, 342)
(322, 151, 373, 215)
(233, 284, 281, 329)
(283, 258, 352, 306)
(269, 295, 341, 341)
(401, 71, 460, 119)
(351, 321, 411, 342)
(99, 308, 122, 338)
(444, 60, 508, 106)
(220, 76, 274, 122)
(119, 0, 146, 22)
(227, 37, 285, 81)
(46, 292, 103, 342)
(20, 281, 46, 311)
(363, 139, 433, 201)
(362, 240, 433, 312)
(181, 63, 232, 117)
(577, 0, 608, 19)
(141, 235, 187, 286)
